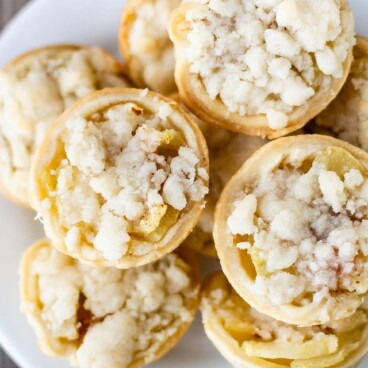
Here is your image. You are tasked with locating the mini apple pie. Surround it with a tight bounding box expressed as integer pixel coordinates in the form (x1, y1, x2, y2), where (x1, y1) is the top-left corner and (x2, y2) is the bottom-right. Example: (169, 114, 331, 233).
(120, 0, 180, 94)
(30, 89, 209, 268)
(21, 239, 199, 368)
(310, 36, 368, 149)
(0, 45, 131, 207)
(215, 135, 368, 326)
(169, 0, 355, 138)
(185, 122, 266, 257)
(201, 272, 368, 368)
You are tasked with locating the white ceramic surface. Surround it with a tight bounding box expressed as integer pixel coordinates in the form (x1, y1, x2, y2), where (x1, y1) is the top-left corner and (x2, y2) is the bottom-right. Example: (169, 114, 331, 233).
(0, 0, 367, 367)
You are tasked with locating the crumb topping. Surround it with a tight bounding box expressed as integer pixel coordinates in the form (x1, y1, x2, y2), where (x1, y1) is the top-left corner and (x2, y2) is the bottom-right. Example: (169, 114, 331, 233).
(39, 101, 208, 261)
(128, 0, 180, 93)
(315, 46, 368, 149)
(184, 0, 354, 129)
(202, 274, 367, 367)
(0, 47, 129, 203)
(30, 245, 196, 368)
(227, 147, 368, 318)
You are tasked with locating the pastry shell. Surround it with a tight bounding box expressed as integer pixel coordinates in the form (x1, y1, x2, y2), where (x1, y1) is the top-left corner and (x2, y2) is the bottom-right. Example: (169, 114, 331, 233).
(201, 272, 368, 368)
(214, 134, 368, 326)
(168, 1, 353, 139)
(21, 239, 200, 368)
(0, 44, 131, 208)
(29, 88, 209, 269)
(120, 0, 178, 94)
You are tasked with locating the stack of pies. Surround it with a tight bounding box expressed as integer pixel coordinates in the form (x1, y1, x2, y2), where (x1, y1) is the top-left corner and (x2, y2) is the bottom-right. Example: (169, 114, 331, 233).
(0, 0, 367, 367)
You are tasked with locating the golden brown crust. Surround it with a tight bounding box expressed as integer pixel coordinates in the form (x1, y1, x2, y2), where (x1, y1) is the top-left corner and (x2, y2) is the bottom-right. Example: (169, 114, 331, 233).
(119, 0, 177, 94)
(169, 1, 354, 139)
(214, 135, 368, 326)
(29, 88, 209, 269)
(0, 44, 131, 208)
(21, 239, 200, 368)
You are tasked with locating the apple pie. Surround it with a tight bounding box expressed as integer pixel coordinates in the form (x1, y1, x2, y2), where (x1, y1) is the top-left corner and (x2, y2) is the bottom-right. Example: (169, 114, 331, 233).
(0, 45, 130, 207)
(30, 89, 209, 268)
(215, 135, 368, 325)
(201, 272, 368, 368)
(21, 239, 200, 368)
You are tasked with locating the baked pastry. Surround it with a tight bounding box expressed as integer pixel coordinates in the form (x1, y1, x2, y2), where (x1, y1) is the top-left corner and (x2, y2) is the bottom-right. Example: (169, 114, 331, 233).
(0, 45, 130, 207)
(30, 88, 209, 268)
(186, 120, 266, 257)
(120, 0, 180, 94)
(310, 36, 368, 149)
(169, 0, 355, 138)
(201, 272, 368, 368)
(214, 135, 368, 326)
(21, 239, 200, 368)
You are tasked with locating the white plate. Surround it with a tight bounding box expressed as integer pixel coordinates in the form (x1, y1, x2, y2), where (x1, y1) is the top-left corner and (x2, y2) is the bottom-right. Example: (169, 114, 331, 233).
(0, 1, 367, 367)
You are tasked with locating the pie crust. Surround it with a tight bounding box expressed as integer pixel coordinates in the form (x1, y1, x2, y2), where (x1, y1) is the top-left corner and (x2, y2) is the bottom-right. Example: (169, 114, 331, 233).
(119, 0, 180, 94)
(21, 239, 200, 368)
(0, 44, 130, 207)
(201, 272, 368, 368)
(214, 135, 368, 325)
(29, 88, 209, 268)
(169, 0, 354, 139)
